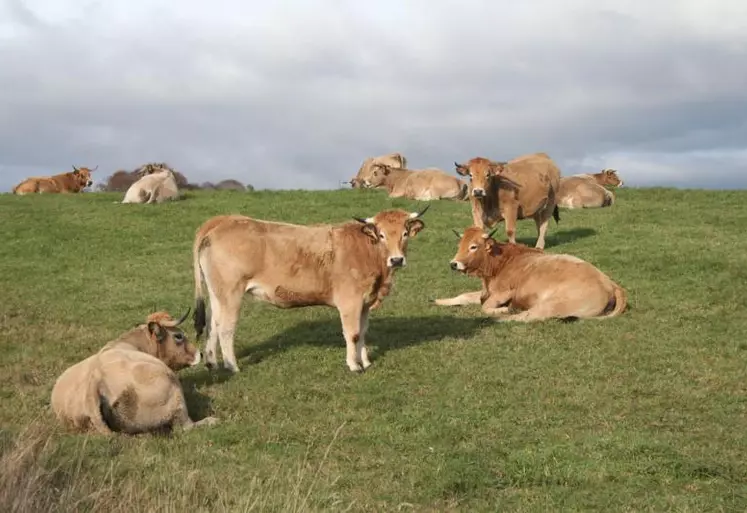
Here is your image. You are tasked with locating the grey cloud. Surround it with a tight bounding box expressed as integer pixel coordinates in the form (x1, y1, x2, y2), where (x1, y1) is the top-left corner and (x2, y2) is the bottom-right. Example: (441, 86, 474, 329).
(1, 1, 746, 192)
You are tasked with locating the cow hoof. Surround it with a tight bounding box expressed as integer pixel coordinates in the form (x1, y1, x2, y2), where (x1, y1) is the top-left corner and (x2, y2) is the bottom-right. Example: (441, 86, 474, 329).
(361, 361, 373, 370)
(197, 416, 220, 427)
(347, 362, 364, 373)
(224, 362, 240, 374)
(205, 361, 218, 371)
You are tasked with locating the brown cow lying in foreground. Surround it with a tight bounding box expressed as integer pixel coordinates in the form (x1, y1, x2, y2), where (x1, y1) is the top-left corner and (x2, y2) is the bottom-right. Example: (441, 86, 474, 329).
(13, 166, 96, 195)
(193, 206, 429, 373)
(455, 152, 561, 249)
(434, 227, 627, 321)
(362, 163, 468, 201)
(51, 310, 218, 435)
(557, 169, 624, 209)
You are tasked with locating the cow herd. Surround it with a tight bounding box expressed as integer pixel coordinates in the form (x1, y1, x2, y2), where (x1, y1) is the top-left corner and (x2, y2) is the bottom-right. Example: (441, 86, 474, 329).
(10, 151, 627, 436)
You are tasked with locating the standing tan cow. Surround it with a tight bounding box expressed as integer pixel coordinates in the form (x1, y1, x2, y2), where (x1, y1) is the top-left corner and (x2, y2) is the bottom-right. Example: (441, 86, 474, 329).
(51, 310, 218, 435)
(12, 166, 96, 195)
(349, 152, 407, 188)
(454, 152, 561, 249)
(192, 206, 429, 373)
(435, 227, 627, 321)
(363, 163, 468, 201)
(557, 169, 624, 209)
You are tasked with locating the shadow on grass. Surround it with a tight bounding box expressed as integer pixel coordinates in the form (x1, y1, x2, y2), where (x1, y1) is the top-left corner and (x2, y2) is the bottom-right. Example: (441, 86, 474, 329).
(188, 314, 491, 386)
(180, 376, 218, 420)
(515, 227, 596, 249)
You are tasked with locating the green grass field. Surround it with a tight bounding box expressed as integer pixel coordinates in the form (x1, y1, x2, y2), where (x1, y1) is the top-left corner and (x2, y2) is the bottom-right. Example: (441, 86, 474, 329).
(1, 187, 746, 512)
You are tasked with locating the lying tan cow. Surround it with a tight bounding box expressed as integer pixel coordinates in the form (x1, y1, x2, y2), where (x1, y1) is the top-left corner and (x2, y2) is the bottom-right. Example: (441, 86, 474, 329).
(122, 165, 181, 203)
(13, 166, 96, 195)
(51, 310, 218, 435)
(455, 152, 562, 249)
(349, 152, 407, 188)
(362, 163, 468, 201)
(435, 227, 627, 321)
(557, 169, 624, 209)
(192, 206, 429, 373)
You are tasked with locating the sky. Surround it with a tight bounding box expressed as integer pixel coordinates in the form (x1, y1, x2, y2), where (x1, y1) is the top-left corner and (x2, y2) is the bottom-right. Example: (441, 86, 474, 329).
(1, 0, 746, 192)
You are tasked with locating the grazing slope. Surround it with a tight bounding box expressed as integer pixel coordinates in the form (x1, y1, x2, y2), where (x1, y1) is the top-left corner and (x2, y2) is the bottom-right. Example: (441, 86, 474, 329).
(1, 187, 746, 512)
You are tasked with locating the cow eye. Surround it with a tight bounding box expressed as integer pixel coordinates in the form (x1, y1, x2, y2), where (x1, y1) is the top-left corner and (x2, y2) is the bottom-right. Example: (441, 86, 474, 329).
(402, 231, 408, 238)
(469, 244, 478, 251)
(379, 233, 385, 240)
(173, 332, 184, 344)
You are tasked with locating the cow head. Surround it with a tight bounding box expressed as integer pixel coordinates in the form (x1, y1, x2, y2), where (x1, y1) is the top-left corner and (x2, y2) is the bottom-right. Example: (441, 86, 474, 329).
(145, 308, 202, 371)
(353, 205, 429, 268)
(72, 165, 96, 188)
(448, 226, 499, 275)
(599, 168, 623, 187)
(365, 163, 394, 188)
(454, 158, 507, 198)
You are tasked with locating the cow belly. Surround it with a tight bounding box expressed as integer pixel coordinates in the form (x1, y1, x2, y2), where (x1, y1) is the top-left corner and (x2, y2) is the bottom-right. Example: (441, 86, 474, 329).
(245, 280, 330, 308)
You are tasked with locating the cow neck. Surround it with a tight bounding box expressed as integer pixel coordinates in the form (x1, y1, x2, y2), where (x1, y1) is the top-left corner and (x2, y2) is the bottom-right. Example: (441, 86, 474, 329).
(101, 326, 159, 358)
(382, 168, 410, 191)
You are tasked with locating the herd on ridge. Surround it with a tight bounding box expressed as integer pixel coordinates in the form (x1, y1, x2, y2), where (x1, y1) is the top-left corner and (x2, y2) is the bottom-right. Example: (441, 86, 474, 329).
(10, 151, 626, 435)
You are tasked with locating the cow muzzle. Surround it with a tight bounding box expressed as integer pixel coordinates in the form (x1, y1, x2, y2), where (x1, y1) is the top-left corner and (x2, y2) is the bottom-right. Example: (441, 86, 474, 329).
(450, 260, 465, 271)
(191, 351, 202, 366)
(472, 188, 485, 198)
(388, 256, 405, 268)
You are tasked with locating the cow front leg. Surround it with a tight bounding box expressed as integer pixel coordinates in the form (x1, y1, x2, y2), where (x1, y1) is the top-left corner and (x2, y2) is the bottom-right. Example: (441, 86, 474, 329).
(434, 290, 482, 306)
(481, 288, 514, 317)
(358, 307, 372, 370)
(503, 206, 518, 244)
(338, 305, 364, 372)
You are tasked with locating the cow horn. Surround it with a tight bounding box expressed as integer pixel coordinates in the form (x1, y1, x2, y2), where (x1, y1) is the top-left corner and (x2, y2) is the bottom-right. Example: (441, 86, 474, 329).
(72, 165, 79, 172)
(92, 165, 98, 171)
(409, 204, 430, 219)
(452, 229, 462, 239)
(454, 161, 461, 168)
(487, 228, 498, 239)
(353, 216, 372, 224)
(173, 307, 191, 326)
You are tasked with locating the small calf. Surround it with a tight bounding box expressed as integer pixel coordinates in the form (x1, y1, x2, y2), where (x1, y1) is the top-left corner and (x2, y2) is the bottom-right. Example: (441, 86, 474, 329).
(51, 309, 218, 435)
(434, 227, 627, 321)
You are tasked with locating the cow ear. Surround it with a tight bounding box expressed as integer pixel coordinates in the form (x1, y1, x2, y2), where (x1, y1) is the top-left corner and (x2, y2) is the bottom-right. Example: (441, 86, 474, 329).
(147, 322, 166, 342)
(454, 162, 469, 176)
(484, 238, 499, 254)
(408, 219, 425, 237)
(360, 223, 379, 241)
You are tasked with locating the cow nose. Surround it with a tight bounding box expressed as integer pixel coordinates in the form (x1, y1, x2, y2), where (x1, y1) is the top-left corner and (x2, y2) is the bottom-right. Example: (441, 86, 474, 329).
(389, 256, 405, 268)
(450, 261, 458, 270)
(472, 188, 485, 197)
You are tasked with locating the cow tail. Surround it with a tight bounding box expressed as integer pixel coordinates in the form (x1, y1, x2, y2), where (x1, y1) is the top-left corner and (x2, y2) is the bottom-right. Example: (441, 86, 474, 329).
(605, 284, 628, 317)
(193, 230, 208, 340)
(552, 205, 560, 224)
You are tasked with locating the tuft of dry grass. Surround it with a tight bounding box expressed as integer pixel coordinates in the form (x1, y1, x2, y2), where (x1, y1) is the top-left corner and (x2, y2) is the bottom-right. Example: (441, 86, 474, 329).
(0, 420, 350, 513)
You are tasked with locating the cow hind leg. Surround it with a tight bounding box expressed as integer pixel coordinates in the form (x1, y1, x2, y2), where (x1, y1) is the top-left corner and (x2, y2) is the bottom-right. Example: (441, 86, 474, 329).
(338, 305, 364, 372)
(215, 288, 244, 373)
(204, 288, 222, 370)
(534, 210, 552, 250)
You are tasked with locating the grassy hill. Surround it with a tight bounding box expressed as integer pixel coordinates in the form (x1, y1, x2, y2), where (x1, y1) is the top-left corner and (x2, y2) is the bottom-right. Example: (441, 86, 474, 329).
(1, 187, 746, 512)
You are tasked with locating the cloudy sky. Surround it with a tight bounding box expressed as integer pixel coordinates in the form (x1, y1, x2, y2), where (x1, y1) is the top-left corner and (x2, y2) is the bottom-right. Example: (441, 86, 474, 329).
(1, 0, 746, 192)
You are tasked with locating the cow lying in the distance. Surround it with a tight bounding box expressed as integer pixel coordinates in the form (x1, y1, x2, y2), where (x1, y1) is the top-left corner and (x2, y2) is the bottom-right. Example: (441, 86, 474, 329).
(13, 166, 96, 195)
